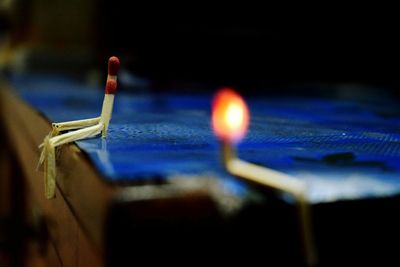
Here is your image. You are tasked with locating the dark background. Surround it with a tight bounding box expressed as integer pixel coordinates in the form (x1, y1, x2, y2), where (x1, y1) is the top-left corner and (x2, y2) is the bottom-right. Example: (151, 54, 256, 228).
(2, 3, 400, 99)
(96, 8, 400, 99)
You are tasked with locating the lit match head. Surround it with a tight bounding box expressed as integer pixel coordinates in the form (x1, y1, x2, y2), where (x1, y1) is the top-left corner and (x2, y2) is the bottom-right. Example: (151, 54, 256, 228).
(212, 87, 250, 144)
(108, 56, 120, 76)
(105, 79, 117, 94)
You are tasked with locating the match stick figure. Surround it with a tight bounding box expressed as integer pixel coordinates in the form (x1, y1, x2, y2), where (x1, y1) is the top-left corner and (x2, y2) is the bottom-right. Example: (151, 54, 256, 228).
(38, 56, 120, 199)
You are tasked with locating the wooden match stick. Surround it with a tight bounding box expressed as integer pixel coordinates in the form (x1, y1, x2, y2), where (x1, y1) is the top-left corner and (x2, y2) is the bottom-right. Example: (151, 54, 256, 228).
(221, 141, 316, 266)
(43, 136, 56, 199)
(100, 79, 117, 138)
(212, 88, 317, 266)
(51, 117, 101, 136)
(100, 56, 119, 137)
(50, 56, 120, 138)
(38, 56, 120, 199)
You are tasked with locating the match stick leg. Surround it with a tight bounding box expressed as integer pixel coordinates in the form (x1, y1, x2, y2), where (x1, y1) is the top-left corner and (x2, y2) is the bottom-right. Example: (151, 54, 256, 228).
(38, 122, 102, 165)
(37, 132, 51, 169)
(43, 136, 56, 199)
(298, 195, 317, 267)
(51, 123, 103, 147)
(40, 123, 103, 199)
(51, 117, 101, 136)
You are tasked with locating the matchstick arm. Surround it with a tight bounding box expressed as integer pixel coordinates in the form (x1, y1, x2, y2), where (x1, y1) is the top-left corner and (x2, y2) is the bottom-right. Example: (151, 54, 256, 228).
(226, 159, 306, 196)
(51, 117, 101, 136)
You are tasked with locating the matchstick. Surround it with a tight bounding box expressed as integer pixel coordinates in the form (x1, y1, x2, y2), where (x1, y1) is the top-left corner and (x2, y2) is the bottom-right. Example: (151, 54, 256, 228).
(50, 123, 103, 147)
(43, 136, 56, 199)
(99, 56, 119, 137)
(50, 56, 120, 137)
(100, 79, 117, 138)
(51, 117, 101, 136)
(38, 56, 120, 199)
(39, 122, 104, 199)
(222, 142, 316, 266)
(212, 88, 317, 266)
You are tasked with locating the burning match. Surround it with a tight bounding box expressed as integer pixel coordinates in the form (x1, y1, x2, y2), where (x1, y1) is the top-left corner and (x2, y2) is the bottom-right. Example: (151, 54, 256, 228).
(38, 56, 120, 199)
(211, 88, 317, 266)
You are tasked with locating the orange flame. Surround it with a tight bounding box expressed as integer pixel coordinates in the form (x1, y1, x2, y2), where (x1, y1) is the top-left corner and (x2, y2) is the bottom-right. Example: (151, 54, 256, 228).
(212, 88, 250, 143)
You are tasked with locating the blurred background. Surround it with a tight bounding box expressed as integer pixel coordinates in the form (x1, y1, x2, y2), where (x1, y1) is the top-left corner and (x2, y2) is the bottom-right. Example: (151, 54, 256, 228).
(1, 2, 400, 99)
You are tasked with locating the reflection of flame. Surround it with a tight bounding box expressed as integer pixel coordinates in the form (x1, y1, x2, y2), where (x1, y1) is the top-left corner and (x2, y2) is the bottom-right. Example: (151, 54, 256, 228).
(212, 88, 249, 143)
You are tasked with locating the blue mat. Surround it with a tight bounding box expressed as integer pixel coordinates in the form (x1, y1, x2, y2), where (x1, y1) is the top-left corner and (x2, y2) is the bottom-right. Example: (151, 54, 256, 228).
(8, 74, 400, 203)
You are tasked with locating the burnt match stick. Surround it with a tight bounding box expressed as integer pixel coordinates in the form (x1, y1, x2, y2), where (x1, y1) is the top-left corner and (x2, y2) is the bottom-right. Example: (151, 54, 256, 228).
(211, 88, 317, 267)
(39, 56, 120, 199)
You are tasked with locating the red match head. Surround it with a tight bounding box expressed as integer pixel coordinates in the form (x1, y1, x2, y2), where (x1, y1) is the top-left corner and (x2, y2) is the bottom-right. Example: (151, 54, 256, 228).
(105, 79, 117, 94)
(108, 56, 120, 76)
(212, 87, 250, 144)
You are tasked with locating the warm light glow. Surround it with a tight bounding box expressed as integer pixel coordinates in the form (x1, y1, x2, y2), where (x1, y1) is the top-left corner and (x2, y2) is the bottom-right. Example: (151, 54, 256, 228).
(212, 88, 250, 143)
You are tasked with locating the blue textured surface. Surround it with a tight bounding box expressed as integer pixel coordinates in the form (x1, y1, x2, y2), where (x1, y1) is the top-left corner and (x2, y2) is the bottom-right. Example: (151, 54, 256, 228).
(8, 74, 400, 203)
